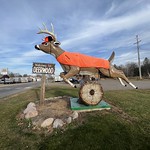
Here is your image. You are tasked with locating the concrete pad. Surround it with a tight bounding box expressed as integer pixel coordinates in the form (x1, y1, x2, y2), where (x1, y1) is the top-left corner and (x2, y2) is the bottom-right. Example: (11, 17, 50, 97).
(70, 97, 111, 112)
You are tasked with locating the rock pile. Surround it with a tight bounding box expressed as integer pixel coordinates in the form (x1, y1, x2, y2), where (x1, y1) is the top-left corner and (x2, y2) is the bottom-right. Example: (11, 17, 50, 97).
(22, 101, 79, 130)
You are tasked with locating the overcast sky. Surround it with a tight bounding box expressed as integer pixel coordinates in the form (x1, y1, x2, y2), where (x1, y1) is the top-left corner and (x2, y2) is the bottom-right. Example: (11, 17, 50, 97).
(0, 0, 150, 75)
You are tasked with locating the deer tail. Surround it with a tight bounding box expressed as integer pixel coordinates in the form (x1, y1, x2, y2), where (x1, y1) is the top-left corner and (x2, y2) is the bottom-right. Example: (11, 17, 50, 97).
(108, 51, 115, 63)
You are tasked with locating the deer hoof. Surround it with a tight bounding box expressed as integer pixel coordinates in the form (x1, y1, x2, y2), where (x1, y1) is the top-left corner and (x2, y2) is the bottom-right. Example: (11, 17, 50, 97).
(74, 85, 77, 88)
(136, 87, 138, 89)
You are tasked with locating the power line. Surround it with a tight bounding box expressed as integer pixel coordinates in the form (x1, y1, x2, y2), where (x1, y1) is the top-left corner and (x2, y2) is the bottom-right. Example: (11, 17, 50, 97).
(134, 35, 142, 79)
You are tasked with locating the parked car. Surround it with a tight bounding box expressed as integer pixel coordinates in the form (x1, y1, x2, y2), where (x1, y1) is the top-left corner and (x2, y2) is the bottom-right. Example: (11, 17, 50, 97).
(28, 77, 33, 82)
(28, 77, 37, 82)
(0, 79, 4, 84)
(4, 78, 14, 84)
(20, 77, 28, 83)
(69, 77, 80, 84)
(13, 77, 21, 83)
(54, 76, 63, 82)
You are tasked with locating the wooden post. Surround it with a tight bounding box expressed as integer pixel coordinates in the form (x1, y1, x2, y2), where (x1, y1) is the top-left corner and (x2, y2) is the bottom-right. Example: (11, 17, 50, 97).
(40, 74, 46, 105)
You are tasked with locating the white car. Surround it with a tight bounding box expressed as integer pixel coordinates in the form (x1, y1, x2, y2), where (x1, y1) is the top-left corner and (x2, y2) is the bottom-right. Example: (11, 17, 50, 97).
(54, 76, 63, 82)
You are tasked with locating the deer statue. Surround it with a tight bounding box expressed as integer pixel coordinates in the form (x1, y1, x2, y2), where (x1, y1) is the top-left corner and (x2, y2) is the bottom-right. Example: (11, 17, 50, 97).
(35, 24, 138, 89)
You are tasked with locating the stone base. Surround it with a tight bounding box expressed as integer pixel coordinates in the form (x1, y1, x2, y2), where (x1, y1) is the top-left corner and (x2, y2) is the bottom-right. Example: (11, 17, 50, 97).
(70, 97, 111, 112)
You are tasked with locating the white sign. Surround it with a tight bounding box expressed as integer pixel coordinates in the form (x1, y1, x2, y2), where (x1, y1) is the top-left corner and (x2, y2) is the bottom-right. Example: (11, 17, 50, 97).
(32, 63, 55, 74)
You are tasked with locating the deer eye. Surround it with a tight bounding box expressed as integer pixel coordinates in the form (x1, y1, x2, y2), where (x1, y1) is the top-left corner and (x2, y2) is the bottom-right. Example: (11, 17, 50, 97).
(44, 42, 49, 46)
(54, 41, 61, 46)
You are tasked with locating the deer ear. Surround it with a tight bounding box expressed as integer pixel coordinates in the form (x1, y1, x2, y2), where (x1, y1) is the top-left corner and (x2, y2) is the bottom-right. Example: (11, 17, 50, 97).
(54, 41, 61, 46)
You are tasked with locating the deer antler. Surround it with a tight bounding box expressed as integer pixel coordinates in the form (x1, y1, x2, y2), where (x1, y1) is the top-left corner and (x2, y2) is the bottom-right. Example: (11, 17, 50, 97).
(37, 23, 56, 41)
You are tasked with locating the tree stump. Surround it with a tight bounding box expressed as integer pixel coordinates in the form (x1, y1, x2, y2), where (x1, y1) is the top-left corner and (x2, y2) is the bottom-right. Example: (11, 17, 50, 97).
(79, 82, 104, 106)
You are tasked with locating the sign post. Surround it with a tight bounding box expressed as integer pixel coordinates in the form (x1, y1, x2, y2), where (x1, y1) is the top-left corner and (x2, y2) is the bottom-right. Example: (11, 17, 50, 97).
(32, 62, 55, 105)
(40, 74, 46, 105)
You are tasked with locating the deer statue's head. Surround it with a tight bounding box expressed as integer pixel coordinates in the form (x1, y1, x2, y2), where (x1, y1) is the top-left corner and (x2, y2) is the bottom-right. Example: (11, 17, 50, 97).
(35, 23, 64, 58)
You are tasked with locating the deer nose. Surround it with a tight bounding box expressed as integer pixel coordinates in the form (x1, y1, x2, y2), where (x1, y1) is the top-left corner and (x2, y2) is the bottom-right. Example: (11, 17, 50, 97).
(35, 45, 40, 50)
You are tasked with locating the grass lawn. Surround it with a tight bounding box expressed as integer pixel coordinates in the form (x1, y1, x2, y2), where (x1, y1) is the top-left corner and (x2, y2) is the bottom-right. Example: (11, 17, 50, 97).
(0, 85, 149, 150)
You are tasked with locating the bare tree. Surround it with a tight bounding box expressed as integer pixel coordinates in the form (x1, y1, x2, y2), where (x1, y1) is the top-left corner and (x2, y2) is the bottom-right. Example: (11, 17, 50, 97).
(142, 57, 150, 77)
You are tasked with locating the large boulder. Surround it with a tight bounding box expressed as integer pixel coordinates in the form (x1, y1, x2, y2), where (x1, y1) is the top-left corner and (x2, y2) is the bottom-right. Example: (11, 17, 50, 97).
(41, 118, 54, 128)
(25, 110, 38, 119)
(53, 119, 64, 128)
(23, 102, 36, 114)
(23, 102, 38, 119)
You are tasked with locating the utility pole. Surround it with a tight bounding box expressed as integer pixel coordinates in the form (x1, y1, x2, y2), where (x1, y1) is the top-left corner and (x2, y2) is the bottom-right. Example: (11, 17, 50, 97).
(134, 35, 142, 79)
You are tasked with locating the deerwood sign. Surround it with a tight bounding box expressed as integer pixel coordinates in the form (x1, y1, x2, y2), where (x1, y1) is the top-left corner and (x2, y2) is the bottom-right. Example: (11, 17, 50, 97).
(32, 62, 55, 74)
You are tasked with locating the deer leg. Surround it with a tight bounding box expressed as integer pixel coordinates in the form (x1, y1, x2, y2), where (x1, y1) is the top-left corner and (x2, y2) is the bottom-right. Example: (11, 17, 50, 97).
(99, 67, 138, 89)
(114, 71, 138, 89)
(115, 72, 138, 89)
(60, 66, 80, 88)
(118, 77, 127, 87)
(128, 82, 138, 89)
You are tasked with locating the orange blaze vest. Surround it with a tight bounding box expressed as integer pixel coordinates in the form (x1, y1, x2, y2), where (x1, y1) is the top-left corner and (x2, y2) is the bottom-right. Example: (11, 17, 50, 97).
(57, 52, 110, 69)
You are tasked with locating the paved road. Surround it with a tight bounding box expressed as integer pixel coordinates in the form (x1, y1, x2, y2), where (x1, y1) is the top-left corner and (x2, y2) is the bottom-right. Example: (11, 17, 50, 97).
(100, 79, 150, 91)
(0, 81, 41, 99)
(46, 79, 150, 91)
(0, 79, 149, 99)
